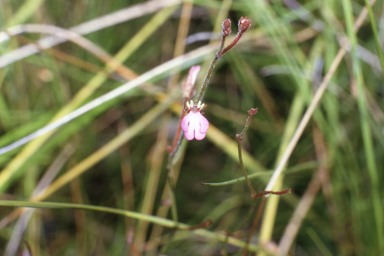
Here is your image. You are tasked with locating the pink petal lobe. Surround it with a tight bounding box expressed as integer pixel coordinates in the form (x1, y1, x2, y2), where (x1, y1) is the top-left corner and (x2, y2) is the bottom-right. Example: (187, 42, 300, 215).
(194, 112, 209, 140)
(199, 113, 209, 133)
(184, 128, 195, 140)
(181, 112, 195, 140)
(194, 129, 206, 140)
(181, 112, 191, 132)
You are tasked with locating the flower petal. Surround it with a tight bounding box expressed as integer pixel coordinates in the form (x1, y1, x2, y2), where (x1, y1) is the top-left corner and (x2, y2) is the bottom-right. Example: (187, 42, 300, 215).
(181, 112, 192, 132)
(182, 112, 195, 140)
(181, 111, 209, 140)
(194, 128, 206, 140)
(199, 113, 209, 133)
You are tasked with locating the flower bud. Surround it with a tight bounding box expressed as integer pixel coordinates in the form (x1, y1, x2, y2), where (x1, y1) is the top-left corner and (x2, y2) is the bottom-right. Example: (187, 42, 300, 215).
(222, 19, 232, 36)
(182, 65, 201, 99)
(238, 16, 251, 33)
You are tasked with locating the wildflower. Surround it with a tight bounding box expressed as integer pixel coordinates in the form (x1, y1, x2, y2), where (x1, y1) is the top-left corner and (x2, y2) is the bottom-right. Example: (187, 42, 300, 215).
(181, 100, 209, 140)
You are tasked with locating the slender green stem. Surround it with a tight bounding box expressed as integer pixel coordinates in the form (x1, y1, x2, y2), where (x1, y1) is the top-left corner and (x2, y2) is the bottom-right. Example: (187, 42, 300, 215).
(196, 22, 228, 103)
(196, 48, 222, 103)
(202, 161, 318, 186)
(0, 200, 185, 229)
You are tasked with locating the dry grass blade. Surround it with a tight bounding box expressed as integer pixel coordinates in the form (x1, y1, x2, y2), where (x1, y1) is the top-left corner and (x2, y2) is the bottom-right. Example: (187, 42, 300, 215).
(277, 127, 328, 255)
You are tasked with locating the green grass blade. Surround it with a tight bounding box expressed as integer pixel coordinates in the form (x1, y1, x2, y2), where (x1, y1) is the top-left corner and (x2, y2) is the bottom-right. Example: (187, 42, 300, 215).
(342, 0, 383, 253)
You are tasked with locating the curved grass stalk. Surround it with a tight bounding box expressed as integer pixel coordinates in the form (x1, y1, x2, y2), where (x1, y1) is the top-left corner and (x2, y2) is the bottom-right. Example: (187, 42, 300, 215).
(0, 200, 189, 229)
(0, 200, 262, 253)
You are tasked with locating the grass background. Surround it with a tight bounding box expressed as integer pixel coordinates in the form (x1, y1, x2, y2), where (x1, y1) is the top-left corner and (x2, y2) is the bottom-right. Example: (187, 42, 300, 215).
(0, 0, 383, 255)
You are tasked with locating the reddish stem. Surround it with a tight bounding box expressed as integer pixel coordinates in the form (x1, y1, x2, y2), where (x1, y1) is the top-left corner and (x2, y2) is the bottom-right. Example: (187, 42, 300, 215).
(252, 188, 292, 199)
(188, 219, 213, 230)
(167, 101, 187, 153)
(220, 17, 251, 57)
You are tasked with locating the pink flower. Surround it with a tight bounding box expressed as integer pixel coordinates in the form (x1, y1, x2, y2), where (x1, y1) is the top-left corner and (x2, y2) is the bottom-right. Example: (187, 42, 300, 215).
(181, 101, 209, 141)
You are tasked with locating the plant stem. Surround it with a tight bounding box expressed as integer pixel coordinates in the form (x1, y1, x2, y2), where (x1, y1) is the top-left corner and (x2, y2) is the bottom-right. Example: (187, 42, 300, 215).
(196, 17, 251, 103)
(237, 141, 257, 196)
(236, 108, 258, 196)
(196, 46, 223, 103)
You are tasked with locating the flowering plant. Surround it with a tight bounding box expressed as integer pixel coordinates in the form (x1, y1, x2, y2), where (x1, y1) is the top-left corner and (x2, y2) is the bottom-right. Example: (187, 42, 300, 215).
(181, 101, 209, 140)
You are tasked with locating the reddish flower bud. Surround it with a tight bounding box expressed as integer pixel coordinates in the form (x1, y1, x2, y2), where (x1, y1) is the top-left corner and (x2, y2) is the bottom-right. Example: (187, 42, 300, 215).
(238, 16, 251, 33)
(222, 18, 232, 36)
(248, 108, 258, 117)
(182, 65, 201, 98)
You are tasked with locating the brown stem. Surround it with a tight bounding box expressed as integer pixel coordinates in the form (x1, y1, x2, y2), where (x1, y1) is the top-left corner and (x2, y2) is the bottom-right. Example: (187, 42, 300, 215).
(237, 137, 257, 196)
(221, 31, 243, 56)
(236, 108, 258, 196)
(166, 100, 187, 169)
(220, 17, 251, 56)
(252, 188, 292, 199)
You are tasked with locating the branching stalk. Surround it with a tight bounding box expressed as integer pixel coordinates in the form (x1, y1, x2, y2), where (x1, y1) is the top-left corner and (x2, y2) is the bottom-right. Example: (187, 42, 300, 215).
(196, 17, 251, 103)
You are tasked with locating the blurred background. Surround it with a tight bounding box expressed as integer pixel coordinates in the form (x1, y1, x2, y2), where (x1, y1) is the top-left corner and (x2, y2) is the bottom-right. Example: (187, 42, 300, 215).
(0, 0, 383, 255)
